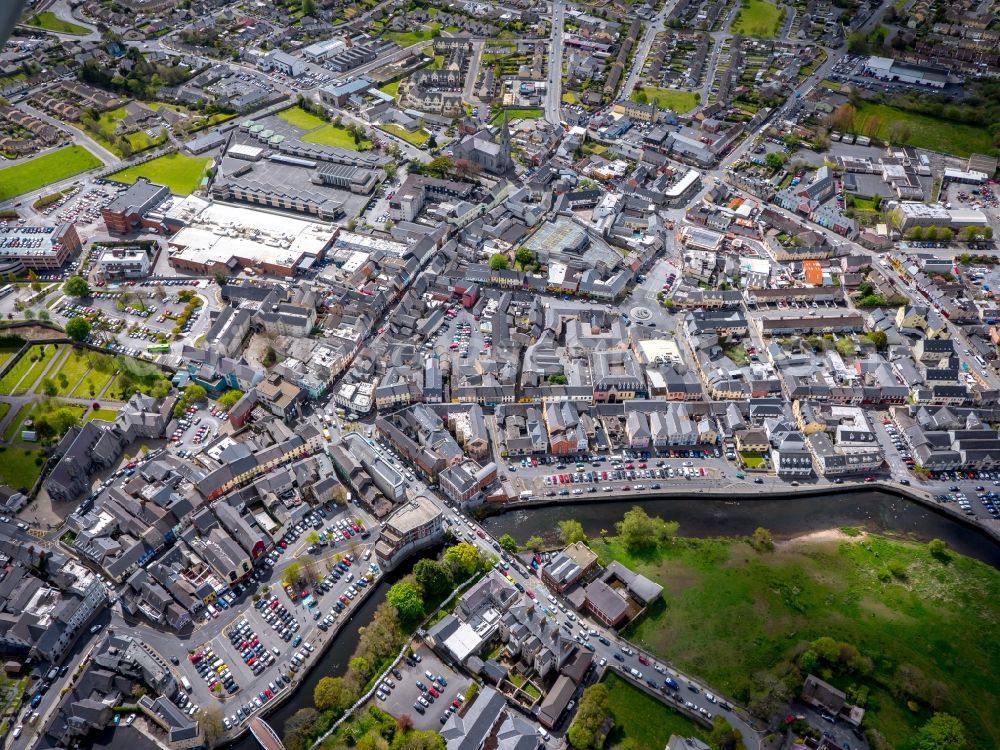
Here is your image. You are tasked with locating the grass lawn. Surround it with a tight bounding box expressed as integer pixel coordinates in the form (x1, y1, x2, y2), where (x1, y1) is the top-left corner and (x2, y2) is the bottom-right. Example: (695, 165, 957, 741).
(490, 108, 543, 123)
(71, 367, 115, 399)
(379, 80, 401, 101)
(562, 91, 580, 105)
(108, 152, 211, 196)
(731, 0, 783, 37)
(819, 78, 841, 91)
(385, 29, 436, 47)
(592, 532, 1000, 750)
(302, 124, 371, 150)
(3, 403, 33, 442)
(0, 347, 19, 369)
(0, 344, 60, 395)
(852, 101, 994, 158)
(275, 105, 327, 131)
(25, 11, 90, 34)
(0, 447, 46, 492)
(739, 452, 767, 469)
(631, 87, 699, 113)
(86, 408, 120, 423)
(723, 343, 748, 365)
(379, 123, 429, 146)
(603, 672, 710, 750)
(0, 146, 102, 202)
(50, 348, 92, 396)
(0, 401, 9, 425)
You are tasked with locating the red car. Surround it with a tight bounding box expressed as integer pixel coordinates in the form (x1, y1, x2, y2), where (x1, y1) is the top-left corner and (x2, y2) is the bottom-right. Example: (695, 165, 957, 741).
(428, 686, 440, 698)
(351, 523, 360, 532)
(279, 541, 288, 549)
(342, 529, 350, 539)
(342, 558, 351, 567)
(264, 689, 273, 699)
(638, 654, 649, 665)
(525, 589, 535, 599)
(452, 700, 460, 708)
(340, 595, 349, 604)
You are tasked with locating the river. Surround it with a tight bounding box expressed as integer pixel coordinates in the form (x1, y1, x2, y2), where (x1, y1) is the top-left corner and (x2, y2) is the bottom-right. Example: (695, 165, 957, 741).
(228, 490, 1000, 749)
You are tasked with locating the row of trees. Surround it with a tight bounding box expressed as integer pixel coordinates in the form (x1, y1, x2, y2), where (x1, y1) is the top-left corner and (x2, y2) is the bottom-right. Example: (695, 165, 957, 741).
(387, 542, 495, 625)
(565, 683, 610, 749)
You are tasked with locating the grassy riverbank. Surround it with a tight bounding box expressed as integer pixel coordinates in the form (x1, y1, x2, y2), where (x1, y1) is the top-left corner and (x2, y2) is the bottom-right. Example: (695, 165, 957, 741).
(590, 529, 1000, 750)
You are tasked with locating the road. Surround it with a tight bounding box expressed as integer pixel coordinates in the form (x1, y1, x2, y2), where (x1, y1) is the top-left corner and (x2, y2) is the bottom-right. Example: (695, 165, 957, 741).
(543, 0, 565, 126)
(620, 0, 682, 100)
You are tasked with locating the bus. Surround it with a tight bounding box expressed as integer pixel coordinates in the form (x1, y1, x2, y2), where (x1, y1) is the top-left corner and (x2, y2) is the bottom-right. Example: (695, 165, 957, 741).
(148, 343, 170, 353)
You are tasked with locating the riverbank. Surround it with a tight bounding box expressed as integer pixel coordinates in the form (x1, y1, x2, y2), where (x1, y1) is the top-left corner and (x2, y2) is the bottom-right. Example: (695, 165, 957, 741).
(481, 480, 1000, 549)
(590, 528, 1000, 750)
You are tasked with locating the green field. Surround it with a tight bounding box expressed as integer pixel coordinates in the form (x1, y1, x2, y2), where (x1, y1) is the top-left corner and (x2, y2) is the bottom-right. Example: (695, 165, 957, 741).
(592, 531, 1000, 750)
(50, 348, 91, 396)
(71, 366, 114, 399)
(0, 344, 61, 395)
(86, 408, 119, 422)
(379, 80, 402, 101)
(490, 108, 543, 123)
(302, 124, 371, 150)
(852, 102, 994, 158)
(379, 123, 430, 146)
(0, 146, 102, 201)
(385, 29, 437, 47)
(3, 403, 33, 442)
(0, 447, 46, 492)
(275, 105, 327, 131)
(731, 0, 783, 37)
(25, 11, 90, 34)
(0, 402, 9, 426)
(108, 152, 211, 196)
(631, 87, 699, 113)
(0, 348, 19, 369)
(602, 672, 710, 750)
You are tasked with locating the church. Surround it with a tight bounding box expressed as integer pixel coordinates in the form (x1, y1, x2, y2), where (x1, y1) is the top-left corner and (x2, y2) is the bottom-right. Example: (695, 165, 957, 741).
(452, 111, 514, 176)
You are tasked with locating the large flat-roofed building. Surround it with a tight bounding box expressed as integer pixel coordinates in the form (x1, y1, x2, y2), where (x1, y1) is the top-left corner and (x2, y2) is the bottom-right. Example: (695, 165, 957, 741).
(374, 495, 443, 568)
(96, 247, 151, 281)
(312, 163, 380, 194)
(261, 50, 305, 77)
(102, 179, 171, 233)
(0, 222, 82, 271)
(303, 38, 347, 62)
(893, 201, 989, 230)
(863, 56, 949, 88)
(167, 202, 334, 276)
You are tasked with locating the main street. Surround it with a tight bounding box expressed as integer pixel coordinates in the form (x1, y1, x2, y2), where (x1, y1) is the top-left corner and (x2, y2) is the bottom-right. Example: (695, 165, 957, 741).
(543, 0, 565, 126)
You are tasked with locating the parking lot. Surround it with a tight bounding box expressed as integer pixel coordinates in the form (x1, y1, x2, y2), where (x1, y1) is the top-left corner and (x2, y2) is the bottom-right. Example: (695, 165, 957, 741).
(377, 644, 473, 730)
(501, 449, 730, 498)
(169, 403, 225, 459)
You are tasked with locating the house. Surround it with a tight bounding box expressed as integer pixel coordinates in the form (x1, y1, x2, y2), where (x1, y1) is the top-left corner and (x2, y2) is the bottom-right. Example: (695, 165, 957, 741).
(801, 674, 866, 726)
(541, 541, 598, 593)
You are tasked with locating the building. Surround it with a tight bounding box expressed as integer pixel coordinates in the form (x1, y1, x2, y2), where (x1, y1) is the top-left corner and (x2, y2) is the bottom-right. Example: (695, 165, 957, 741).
(0, 222, 82, 272)
(101, 180, 171, 233)
(863, 56, 948, 88)
(95, 247, 152, 281)
(312, 163, 380, 194)
(303, 38, 348, 62)
(892, 201, 989, 230)
(438, 460, 497, 505)
(261, 50, 305, 77)
(373, 495, 443, 568)
(541, 541, 599, 593)
(452, 114, 514, 175)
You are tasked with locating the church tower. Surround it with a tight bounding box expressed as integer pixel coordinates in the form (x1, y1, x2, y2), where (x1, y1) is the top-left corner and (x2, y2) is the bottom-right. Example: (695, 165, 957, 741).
(499, 109, 513, 173)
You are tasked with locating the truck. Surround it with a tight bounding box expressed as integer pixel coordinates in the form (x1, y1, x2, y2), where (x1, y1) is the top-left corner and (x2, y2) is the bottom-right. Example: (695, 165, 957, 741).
(181, 676, 193, 692)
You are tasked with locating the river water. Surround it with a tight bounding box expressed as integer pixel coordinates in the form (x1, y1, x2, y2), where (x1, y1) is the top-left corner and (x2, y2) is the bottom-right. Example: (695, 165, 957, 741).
(230, 490, 1000, 749)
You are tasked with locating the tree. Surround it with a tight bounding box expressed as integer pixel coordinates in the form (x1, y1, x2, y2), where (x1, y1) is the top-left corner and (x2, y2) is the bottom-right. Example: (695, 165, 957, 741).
(566, 683, 610, 750)
(916, 714, 966, 750)
(387, 580, 425, 623)
(301, 0, 315, 15)
(498, 534, 518, 553)
(63, 275, 90, 298)
(284, 708, 320, 750)
(28, 269, 40, 292)
(413, 558, 453, 600)
(426, 156, 454, 178)
(747, 670, 792, 719)
(764, 152, 787, 170)
(217, 389, 244, 409)
(708, 716, 746, 750)
(558, 519, 587, 545)
(307, 531, 320, 545)
(5, 272, 15, 283)
(524, 535, 544, 551)
(65, 316, 91, 342)
(444, 542, 482, 579)
(173, 383, 208, 417)
(283, 561, 302, 588)
(384, 162, 397, 180)
(489, 253, 509, 271)
(751, 527, 774, 551)
(927, 538, 949, 560)
(835, 336, 857, 358)
(615, 506, 679, 551)
(314, 675, 352, 712)
(514, 247, 535, 268)
(867, 330, 888, 351)
(198, 706, 225, 747)
(830, 102, 857, 133)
